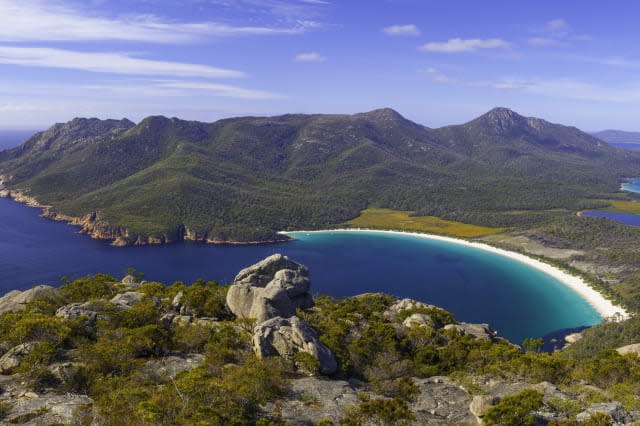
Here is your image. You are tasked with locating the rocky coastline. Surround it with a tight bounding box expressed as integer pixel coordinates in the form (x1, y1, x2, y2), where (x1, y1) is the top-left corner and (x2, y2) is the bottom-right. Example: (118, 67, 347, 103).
(0, 180, 289, 247)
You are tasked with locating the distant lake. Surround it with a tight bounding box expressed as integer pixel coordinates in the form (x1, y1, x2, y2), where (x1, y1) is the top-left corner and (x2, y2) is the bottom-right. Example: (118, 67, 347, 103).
(622, 178, 640, 193)
(0, 197, 601, 344)
(581, 210, 640, 227)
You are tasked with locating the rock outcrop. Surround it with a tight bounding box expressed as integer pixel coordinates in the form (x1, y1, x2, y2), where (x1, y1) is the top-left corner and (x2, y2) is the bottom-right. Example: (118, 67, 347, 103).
(55, 302, 98, 325)
(444, 322, 498, 341)
(228, 255, 337, 375)
(253, 316, 337, 375)
(109, 291, 145, 309)
(0, 285, 58, 315)
(0, 392, 94, 425)
(0, 343, 35, 375)
(226, 254, 314, 323)
(616, 343, 640, 356)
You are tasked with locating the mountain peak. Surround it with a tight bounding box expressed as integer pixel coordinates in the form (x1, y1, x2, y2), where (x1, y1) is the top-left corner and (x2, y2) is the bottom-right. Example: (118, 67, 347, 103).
(358, 108, 405, 121)
(471, 107, 529, 133)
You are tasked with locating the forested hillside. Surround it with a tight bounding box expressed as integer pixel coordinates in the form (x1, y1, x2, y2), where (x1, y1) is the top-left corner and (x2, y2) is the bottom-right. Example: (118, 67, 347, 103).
(1, 108, 638, 243)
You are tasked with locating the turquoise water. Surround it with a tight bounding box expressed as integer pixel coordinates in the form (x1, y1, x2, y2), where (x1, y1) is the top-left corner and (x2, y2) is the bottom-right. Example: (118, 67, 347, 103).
(582, 211, 640, 226)
(0, 197, 601, 344)
(622, 178, 640, 193)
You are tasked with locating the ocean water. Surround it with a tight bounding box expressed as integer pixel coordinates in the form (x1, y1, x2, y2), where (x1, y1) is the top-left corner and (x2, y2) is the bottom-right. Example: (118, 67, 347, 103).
(582, 210, 640, 226)
(622, 178, 640, 193)
(0, 130, 38, 150)
(0, 197, 601, 344)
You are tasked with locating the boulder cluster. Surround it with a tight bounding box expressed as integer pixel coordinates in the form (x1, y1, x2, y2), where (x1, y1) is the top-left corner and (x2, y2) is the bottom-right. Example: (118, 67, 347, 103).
(226, 254, 338, 375)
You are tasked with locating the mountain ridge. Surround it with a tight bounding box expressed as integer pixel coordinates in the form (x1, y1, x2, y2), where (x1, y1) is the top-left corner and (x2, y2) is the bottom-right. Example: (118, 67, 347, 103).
(1, 107, 638, 245)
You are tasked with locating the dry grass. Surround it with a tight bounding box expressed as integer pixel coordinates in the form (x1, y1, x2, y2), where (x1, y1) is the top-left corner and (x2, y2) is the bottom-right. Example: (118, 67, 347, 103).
(603, 200, 640, 214)
(345, 208, 504, 238)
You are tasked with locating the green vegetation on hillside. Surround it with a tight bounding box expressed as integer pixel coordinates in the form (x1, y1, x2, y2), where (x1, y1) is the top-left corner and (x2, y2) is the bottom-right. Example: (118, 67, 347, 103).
(3, 275, 640, 425)
(346, 208, 504, 237)
(1, 108, 638, 243)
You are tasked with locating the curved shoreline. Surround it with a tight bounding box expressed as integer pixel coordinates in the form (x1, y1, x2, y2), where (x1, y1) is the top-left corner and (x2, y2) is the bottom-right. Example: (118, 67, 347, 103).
(280, 228, 630, 321)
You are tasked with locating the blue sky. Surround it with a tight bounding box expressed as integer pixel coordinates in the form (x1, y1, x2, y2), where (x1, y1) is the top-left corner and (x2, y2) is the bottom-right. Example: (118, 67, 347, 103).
(1, 0, 640, 130)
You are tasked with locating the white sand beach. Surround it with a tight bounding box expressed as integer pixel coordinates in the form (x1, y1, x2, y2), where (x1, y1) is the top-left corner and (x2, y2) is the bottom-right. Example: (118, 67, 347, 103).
(279, 229, 630, 321)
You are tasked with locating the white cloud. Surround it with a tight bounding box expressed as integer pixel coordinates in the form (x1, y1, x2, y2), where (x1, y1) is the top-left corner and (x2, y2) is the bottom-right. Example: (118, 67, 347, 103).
(424, 67, 456, 83)
(527, 37, 560, 47)
(383, 24, 420, 37)
(420, 38, 510, 53)
(294, 52, 327, 62)
(546, 18, 569, 34)
(424, 68, 640, 104)
(0, 46, 244, 78)
(0, 0, 308, 43)
(156, 81, 283, 99)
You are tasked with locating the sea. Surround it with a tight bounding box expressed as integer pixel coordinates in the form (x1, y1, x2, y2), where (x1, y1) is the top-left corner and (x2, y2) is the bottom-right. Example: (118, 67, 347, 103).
(0, 197, 602, 344)
(622, 178, 640, 194)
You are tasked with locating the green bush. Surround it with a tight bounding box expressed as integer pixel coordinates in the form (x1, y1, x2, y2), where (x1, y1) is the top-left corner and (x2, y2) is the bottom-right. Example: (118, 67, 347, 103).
(342, 398, 414, 426)
(59, 275, 119, 303)
(483, 389, 544, 426)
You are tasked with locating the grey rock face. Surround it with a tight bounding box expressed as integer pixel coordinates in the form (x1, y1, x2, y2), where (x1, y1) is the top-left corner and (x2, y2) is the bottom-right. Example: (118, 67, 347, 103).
(403, 313, 435, 330)
(0, 343, 35, 375)
(470, 394, 500, 419)
(109, 291, 145, 309)
(266, 377, 361, 425)
(384, 298, 434, 320)
(121, 274, 141, 288)
(0, 285, 58, 315)
(444, 322, 497, 341)
(227, 254, 314, 323)
(143, 354, 205, 381)
(576, 402, 628, 424)
(0, 392, 94, 425)
(253, 316, 337, 375)
(410, 376, 476, 425)
(616, 343, 640, 356)
(55, 302, 98, 325)
(269, 376, 475, 425)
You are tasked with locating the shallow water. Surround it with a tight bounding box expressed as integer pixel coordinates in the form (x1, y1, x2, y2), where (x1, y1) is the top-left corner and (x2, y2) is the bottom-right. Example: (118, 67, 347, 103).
(0, 197, 601, 344)
(582, 210, 640, 226)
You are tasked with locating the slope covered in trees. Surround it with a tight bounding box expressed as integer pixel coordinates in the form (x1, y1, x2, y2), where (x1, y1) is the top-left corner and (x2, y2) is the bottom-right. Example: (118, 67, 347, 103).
(1, 108, 638, 243)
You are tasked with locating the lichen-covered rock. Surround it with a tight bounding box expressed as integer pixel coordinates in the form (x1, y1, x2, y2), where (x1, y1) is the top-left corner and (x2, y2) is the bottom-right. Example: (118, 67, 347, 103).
(565, 331, 584, 344)
(0, 343, 35, 375)
(55, 302, 98, 324)
(383, 298, 434, 320)
(469, 394, 500, 419)
(0, 392, 94, 425)
(444, 322, 497, 341)
(109, 291, 145, 309)
(576, 402, 628, 424)
(226, 254, 314, 323)
(402, 313, 436, 330)
(0, 285, 58, 315)
(253, 316, 337, 375)
(411, 376, 476, 425)
(616, 343, 640, 356)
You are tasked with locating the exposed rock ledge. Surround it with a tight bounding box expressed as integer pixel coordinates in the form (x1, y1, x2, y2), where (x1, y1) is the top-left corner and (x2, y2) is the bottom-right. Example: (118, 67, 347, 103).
(0, 186, 289, 247)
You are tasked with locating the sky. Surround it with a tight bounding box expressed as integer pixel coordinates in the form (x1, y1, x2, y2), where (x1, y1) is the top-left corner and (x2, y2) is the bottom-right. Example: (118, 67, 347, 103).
(1, 0, 640, 131)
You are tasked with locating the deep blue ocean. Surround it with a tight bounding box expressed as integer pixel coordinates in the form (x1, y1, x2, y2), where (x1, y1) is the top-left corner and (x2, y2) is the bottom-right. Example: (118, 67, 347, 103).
(0, 197, 602, 344)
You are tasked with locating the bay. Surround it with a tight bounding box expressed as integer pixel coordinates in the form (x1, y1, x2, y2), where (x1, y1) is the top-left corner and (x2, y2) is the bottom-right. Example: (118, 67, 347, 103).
(0, 197, 601, 344)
